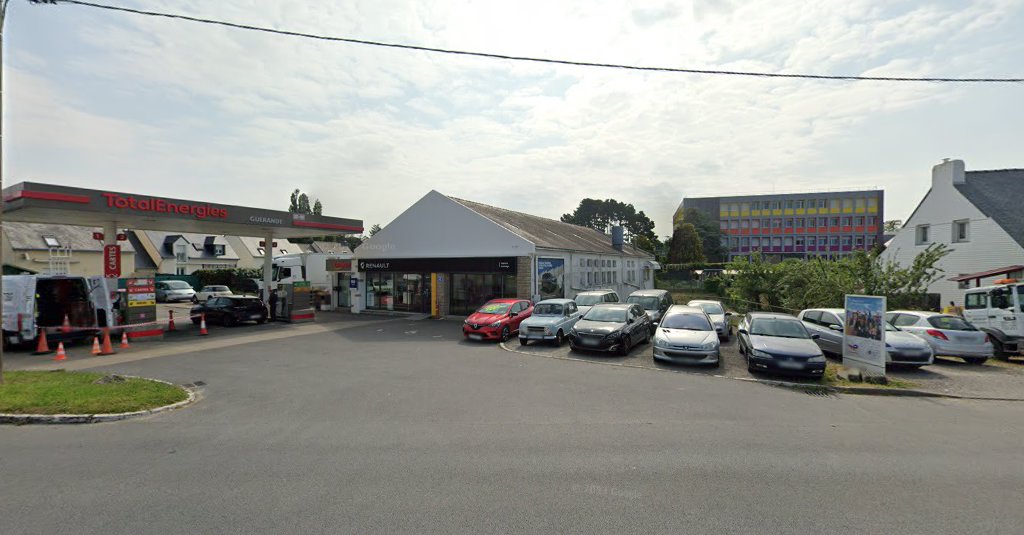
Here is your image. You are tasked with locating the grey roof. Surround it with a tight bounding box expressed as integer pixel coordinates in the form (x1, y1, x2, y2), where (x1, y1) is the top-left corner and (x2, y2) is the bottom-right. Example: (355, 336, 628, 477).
(956, 169, 1024, 249)
(450, 197, 654, 258)
(141, 231, 239, 260)
(3, 222, 136, 253)
(127, 232, 157, 270)
(310, 241, 352, 255)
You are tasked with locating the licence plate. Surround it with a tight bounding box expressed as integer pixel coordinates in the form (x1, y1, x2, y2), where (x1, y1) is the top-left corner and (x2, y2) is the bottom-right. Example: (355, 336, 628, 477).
(581, 338, 598, 346)
(250, 314, 262, 320)
(778, 360, 804, 369)
(469, 334, 483, 341)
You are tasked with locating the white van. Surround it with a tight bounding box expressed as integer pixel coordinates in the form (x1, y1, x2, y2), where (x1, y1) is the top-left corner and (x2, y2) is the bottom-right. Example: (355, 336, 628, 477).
(2, 275, 116, 348)
(962, 280, 1024, 356)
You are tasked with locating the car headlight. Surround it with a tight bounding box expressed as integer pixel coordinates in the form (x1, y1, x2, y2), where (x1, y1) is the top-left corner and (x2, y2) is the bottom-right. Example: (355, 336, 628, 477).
(544, 326, 552, 335)
(807, 355, 826, 363)
(700, 341, 717, 350)
(750, 349, 772, 359)
(463, 320, 471, 325)
(489, 321, 502, 328)
(654, 337, 668, 348)
(604, 332, 619, 340)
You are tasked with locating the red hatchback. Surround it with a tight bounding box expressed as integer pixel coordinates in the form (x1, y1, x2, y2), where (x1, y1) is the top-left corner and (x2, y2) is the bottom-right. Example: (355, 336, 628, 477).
(463, 298, 534, 342)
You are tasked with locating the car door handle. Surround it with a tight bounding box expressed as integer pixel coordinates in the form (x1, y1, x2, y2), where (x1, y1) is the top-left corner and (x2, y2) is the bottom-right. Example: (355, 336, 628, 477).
(988, 316, 997, 318)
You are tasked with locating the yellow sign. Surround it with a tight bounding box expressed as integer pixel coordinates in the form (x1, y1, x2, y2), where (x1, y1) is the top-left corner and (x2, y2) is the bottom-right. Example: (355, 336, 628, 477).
(129, 299, 156, 307)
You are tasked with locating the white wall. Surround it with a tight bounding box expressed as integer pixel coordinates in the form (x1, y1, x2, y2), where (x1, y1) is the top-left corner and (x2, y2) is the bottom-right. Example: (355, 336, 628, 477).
(882, 160, 1024, 304)
(553, 250, 652, 299)
(355, 190, 535, 259)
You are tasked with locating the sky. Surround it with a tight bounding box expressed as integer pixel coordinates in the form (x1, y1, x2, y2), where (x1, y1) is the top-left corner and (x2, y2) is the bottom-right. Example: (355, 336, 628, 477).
(6, 0, 1024, 239)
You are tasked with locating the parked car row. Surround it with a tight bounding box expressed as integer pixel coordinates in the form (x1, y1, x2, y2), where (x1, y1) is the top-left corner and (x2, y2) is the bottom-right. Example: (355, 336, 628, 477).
(156, 280, 236, 304)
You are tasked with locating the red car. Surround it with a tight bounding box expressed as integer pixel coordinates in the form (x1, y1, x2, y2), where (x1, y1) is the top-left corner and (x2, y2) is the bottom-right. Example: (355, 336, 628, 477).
(463, 298, 534, 342)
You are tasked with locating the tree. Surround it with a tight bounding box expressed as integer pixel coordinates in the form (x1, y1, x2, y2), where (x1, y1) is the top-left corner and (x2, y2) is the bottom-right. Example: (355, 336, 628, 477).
(679, 208, 727, 262)
(288, 189, 320, 215)
(883, 220, 902, 233)
(369, 224, 382, 236)
(560, 198, 660, 246)
(669, 223, 705, 263)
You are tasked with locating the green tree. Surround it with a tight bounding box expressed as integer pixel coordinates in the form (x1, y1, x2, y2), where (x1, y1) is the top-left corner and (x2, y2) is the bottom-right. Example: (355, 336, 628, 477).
(288, 189, 320, 215)
(669, 223, 705, 263)
(313, 199, 323, 215)
(883, 220, 902, 233)
(561, 198, 660, 246)
(679, 208, 727, 262)
(369, 223, 382, 236)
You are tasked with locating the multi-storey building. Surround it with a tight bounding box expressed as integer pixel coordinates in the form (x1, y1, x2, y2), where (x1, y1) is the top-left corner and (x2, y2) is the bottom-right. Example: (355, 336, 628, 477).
(678, 190, 885, 261)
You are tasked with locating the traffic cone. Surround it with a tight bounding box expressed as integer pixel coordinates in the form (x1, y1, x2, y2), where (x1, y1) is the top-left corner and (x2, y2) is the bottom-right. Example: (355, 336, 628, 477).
(120, 330, 131, 349)
(32, 328, 53, 355)
(167, 310, 176, 332)
(53, 342, 67, 361)
(91, 336, 102, 355)
(61, 314, 72, 334)
(99, 328, 116, 355)
(199, 313, 208, 336)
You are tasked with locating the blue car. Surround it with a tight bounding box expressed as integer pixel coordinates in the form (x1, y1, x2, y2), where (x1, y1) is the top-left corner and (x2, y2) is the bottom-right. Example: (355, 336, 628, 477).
(518, 298, 582, 346)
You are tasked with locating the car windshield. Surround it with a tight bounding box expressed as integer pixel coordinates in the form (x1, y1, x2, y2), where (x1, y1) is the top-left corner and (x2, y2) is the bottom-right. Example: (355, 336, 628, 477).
(749, 318, 810, 339)
(661, 313, 712, 331)
(575, 294, 603, 306)
(927, 316, 977, 331)
(533, 304, 564, 315)
(695, 303, 725, 315)
(166, 281, 191, 289)
(626, 296, 660, 310)
(477, 303, 512, 315)
(885, 322, 899, 332)
(582, 307, 627, 323)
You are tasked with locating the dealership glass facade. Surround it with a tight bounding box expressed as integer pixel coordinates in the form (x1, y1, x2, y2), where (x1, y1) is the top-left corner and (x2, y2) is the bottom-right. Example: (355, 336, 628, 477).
(449, 273, 518, 316)
(365, 272, 431, 313)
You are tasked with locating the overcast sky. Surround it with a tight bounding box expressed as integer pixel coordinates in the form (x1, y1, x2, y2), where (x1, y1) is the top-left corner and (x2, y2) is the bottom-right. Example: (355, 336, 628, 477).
(7, 0, 1024, 238)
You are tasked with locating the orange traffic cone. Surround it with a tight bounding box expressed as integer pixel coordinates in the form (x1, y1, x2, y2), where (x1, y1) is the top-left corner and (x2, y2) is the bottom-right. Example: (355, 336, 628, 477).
(32, 328, 53, 355)
(100, 328, 116, 355)
(91, 336, 102, 355)
(167, 310, 176, 332)
(61, 314, 72, 334)
(120, 330, 131, 349)
(199, 313, 208, 336)
(53, 342, 67, 361)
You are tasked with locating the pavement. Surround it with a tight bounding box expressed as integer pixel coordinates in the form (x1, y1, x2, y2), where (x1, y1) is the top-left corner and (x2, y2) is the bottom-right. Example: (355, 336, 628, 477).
(508, 331, 1024, 399)
(2, 317, 1023, 534)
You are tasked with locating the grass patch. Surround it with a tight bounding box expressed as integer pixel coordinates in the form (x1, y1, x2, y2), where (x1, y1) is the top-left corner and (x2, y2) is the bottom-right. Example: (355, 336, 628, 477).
(0, 371, 187, 414)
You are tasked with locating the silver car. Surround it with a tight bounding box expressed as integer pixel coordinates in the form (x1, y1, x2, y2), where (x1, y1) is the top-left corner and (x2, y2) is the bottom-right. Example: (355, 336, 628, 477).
(155, 280, 196, 303)
(687, 300, 732, 341)
(518, 299, 582, 346)
(573, 290, 620, 316)
(887, 311, 993, 364)
(653, 305, 721, 366)
(799, 308, 934, 367)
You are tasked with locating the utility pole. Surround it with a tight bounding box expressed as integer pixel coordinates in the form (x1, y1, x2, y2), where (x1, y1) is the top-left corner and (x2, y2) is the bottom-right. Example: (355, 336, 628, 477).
(0, 0, 11, 384)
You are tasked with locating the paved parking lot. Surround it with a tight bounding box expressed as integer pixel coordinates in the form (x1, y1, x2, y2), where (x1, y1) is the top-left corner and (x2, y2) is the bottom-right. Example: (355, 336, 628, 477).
(505, 331, 1024, 399)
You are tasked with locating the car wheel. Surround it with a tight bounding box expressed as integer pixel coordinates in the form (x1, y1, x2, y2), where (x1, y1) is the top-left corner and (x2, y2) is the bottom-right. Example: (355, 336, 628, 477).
(191, 296, 199, 304)
(991, 339, 1007, 358)
(618, 336, 631, 356)
(642, 327, 652, 345)
(554, 330, 564, 346)
(500, 326, 510, 342)
(964, 357, 987, 365)
(519, 337, 528, 346)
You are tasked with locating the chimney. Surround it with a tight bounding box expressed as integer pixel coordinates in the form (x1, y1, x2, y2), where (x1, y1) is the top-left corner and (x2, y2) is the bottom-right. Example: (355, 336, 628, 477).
(611, 226, 624, 251)
(932, 158, 966, 189)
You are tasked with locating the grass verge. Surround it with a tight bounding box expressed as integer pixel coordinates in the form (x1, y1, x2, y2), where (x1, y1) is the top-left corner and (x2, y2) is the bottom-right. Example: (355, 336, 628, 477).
(0, 371, 188, 414)
(822, 363, 916, 389)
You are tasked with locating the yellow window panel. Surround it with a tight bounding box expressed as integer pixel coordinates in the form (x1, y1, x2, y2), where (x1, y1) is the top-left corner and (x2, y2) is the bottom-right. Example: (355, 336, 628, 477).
(795, 209, 805, 215)
(784, 209, 794, 215)
(772, 210, 783, 216)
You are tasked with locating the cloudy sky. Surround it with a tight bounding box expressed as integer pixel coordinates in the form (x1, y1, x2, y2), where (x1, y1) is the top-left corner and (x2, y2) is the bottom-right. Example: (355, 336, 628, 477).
(7, 0, 1024, 238)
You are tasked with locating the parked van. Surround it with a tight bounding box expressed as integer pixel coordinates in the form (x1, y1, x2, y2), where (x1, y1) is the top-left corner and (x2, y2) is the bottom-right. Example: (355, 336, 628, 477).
(963, 280, 1024, 356)
(2, 275, 114, 348)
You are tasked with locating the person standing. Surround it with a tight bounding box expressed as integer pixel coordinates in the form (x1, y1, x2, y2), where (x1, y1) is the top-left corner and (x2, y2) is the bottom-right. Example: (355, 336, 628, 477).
(268, 289, 279, 322)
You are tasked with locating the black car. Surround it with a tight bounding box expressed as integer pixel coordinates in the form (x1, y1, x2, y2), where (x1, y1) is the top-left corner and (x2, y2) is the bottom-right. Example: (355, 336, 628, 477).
(737, 312, 826, 378)
(191, 296, 268, 327)
(568, 303, 652, 355)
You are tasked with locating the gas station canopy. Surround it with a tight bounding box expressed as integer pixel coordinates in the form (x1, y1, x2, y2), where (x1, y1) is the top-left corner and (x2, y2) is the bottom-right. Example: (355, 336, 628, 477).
(2, 182, 363, 238)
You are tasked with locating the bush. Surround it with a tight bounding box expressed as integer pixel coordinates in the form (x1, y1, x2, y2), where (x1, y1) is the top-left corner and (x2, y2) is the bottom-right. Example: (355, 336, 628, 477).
(192, 268, 263, 293)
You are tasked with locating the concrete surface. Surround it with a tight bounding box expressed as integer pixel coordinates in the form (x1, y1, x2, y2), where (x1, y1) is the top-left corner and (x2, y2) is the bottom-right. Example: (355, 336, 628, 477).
(2, 318, 1022, 534)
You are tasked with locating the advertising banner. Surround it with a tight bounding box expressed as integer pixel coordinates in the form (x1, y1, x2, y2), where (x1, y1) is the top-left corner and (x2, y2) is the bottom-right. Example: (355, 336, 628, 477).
(537, 258, 565, 300)
(842, 294, 887, 376)
(104, 244, 121, 278)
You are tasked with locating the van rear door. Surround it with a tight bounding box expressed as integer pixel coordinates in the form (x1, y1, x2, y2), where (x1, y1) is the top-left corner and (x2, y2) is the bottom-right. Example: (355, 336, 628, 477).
(2, 275, 37, 339)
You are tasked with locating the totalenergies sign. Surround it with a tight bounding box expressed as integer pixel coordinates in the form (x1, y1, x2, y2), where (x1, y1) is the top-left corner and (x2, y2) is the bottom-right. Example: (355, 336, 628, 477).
(101, 192, 228, 220)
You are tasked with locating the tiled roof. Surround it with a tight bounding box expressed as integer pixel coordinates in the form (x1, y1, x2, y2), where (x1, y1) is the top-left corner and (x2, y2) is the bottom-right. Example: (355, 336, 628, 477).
(3, 222, 136, 253)
(450, 197, 654, 258)
(956, 169, 1024, 249)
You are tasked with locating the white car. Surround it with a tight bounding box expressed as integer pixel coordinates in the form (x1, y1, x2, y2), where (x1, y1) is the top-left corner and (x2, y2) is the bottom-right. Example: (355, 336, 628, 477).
(653, 305, 721, 366)
(193, 285, 233, 303)
(799, 308, 934, 367)
(885, 311, 993, 364)
(687, 299, 732, 341)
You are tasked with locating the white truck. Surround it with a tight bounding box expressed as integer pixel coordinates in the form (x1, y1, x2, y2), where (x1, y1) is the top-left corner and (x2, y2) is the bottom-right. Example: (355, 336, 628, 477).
(962, 279, 1024, 357)
(269, 252, 351, 309)
(2, 275, 118, 348)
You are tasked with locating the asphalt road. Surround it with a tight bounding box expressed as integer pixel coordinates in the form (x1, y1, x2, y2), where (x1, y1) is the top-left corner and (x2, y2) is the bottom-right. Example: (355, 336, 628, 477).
(2, 317, 1023, 534)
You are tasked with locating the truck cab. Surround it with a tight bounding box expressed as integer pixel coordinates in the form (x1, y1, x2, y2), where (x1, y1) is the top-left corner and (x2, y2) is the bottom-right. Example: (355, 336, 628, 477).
(963, 280, 1024, 356)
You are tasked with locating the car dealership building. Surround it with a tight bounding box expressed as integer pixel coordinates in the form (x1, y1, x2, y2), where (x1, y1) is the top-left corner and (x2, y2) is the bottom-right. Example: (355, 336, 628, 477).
(351, 191, 660, 317)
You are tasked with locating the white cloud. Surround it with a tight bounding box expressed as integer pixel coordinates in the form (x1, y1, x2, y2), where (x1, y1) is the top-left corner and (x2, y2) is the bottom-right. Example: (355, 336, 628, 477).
(6, 0, 1024, 236)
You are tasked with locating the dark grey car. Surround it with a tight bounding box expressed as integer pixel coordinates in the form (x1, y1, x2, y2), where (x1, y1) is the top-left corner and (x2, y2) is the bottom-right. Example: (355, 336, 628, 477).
(626, 289, 673, 325)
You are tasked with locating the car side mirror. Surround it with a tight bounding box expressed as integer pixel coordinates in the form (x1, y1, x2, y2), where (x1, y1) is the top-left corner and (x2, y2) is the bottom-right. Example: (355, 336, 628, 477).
(828, 324, 842, 331)
(509, 312, 518, 317)
(811, 334, 821, 340)
(737, 328, 747, 335)
(725, 312, 733, 316)
(627, 318, 634, 324)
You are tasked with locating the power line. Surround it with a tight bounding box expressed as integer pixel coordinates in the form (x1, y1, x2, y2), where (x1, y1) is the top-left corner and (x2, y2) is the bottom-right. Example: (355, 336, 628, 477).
(32, 0, 1024, 84)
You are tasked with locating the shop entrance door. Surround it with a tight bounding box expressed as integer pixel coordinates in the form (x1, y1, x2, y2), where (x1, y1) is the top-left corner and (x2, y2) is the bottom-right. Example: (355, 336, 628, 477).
(395, 273, 430, 313)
